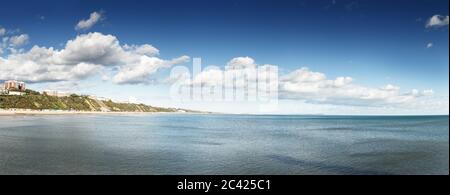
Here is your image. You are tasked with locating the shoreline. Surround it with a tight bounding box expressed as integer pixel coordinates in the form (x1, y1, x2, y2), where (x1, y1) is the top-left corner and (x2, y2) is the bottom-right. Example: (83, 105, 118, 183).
(2, 110, 445, 117)
(0, 109, 188, 116)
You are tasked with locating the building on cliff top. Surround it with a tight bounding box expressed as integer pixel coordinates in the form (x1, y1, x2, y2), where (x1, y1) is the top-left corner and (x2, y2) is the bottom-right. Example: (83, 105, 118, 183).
(4, 80, 26, 92)
(1, 80, 26, 96)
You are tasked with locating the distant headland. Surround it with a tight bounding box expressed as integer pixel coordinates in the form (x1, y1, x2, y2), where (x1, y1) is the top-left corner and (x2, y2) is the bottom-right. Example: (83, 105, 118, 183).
(0, 80, 199, 115)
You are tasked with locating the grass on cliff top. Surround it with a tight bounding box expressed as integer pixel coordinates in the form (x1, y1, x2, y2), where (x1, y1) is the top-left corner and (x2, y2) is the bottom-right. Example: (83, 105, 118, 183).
(0, 90, 177, 112)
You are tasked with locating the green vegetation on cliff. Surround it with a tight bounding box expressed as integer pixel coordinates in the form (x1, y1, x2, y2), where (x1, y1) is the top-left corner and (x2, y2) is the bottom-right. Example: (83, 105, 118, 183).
(0, 90, 181, 112)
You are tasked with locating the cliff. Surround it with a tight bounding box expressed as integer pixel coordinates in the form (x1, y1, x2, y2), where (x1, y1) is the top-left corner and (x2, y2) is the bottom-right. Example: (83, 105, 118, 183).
(0, 91, 182, 113)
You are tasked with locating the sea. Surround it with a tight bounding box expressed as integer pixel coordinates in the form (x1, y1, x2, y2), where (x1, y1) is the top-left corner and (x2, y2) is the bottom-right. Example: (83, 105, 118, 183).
(0, 114, 448, 175)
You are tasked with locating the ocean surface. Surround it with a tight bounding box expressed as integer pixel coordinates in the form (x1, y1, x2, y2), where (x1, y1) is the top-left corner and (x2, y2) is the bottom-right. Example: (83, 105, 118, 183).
(0, 114, 448, 175)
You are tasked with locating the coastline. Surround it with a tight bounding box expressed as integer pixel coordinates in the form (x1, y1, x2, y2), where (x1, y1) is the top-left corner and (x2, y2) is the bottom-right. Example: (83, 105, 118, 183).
(0, 109, 186, 116)
(1, 109, 446, 117)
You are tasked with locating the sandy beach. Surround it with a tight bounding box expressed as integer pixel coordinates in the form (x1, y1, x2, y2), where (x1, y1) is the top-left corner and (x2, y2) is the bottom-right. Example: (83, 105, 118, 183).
(0, 109, 176, 116)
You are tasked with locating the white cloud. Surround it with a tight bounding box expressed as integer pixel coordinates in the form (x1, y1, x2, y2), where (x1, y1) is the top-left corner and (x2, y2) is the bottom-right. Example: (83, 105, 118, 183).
(426, 43, 433, 48)
(281, 68, 327, 83)
(44, 80, 97, 92)
(46, 81, 79, 91)
(226, 56, 257, 70)
(128, 96, 138, 104)
(426, 15, 449, 28)
(60, 32, 124, 65)
(75, 11, 103, 31)
(422, 89, 434, 96)
(124, 44, 160, 56)
(0, 46, 102, 82)
(70, 62, 101, 79)
(0, 27, 5, 36)
(0, 27, 27, 53)
(9, 34, 29, 47)
(382, 84, 400, 91)
(178, 57, 279, 92)
(279, 68, 434, 107)
(0, 32, 189, 83)
(113, 55, 190, 84)
(177, 57, 436, 108)
(181, 57, 278, 90)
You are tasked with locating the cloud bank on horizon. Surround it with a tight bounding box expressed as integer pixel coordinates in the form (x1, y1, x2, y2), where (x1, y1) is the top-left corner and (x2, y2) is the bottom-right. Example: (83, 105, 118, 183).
(0, 10, 448, 114)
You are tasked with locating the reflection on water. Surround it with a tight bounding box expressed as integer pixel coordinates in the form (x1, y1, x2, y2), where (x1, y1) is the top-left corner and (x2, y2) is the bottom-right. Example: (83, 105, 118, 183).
(0, 114, 448, 175)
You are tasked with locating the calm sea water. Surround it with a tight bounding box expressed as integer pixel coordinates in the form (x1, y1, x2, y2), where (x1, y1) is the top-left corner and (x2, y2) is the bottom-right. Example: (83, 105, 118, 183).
(0, 114, 448, 175)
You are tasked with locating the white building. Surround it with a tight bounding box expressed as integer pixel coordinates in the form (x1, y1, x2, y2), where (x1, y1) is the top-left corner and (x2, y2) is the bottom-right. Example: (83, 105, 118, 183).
(8, 91, 26, 96)
(43, 90, 71, 97)
(1, 80, 27, 96)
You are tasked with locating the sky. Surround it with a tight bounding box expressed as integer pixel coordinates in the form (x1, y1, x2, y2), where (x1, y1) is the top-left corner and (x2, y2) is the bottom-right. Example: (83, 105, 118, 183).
(0, 0, 448, 115)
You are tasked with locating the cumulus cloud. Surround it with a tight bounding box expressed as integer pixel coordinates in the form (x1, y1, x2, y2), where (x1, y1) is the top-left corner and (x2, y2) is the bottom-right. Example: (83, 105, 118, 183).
(9, 34, 29, 47)
(75, 11, 103, 31)
(124, 44, 160, 56)
(113, 55, 190, 84)
(426, 15, 449, 28)
(181, 57, 278, 90)
(0, 46, 102, 82)
(0, 26, 22, 54)
(279, 67, 434, 107)
(0, 32, 189, 83)
(175, 56, 436, 108)
(226, 56, 257, 70)
(60, 32, 124, 65)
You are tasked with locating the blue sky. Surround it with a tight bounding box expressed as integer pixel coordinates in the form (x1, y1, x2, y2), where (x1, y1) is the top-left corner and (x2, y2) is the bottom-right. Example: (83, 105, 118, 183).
(0, 0, 448, 114)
